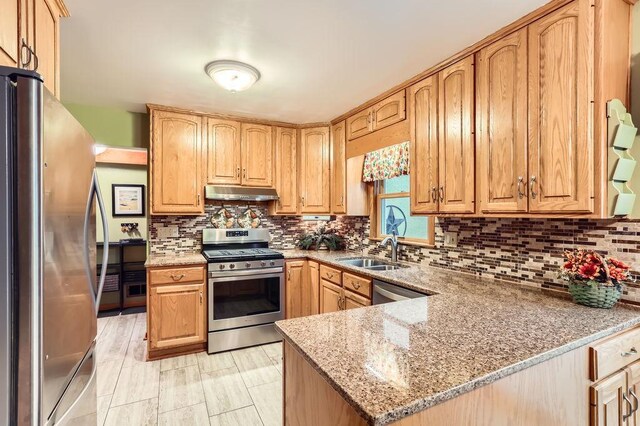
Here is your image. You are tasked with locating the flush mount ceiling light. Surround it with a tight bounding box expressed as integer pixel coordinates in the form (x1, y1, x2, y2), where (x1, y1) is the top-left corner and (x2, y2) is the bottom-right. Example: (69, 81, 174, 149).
(205, 60, 261, 93)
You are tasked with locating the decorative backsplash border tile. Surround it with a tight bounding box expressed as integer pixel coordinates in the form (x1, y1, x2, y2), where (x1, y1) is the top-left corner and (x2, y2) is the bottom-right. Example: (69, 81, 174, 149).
(150, 204, 640, 303)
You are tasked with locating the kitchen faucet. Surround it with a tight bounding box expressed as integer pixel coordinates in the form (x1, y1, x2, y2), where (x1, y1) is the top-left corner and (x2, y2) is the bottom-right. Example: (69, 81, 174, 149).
(379, 230, 400, 262)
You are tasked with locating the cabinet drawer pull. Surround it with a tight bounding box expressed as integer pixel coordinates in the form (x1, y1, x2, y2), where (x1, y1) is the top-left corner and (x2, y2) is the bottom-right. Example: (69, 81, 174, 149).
(170, 273, 185, 281)
(352, 282, 361, 289)
(622, 347, 638, 357)
(326, 272, 334, 279)
(624, 393, 634, 421)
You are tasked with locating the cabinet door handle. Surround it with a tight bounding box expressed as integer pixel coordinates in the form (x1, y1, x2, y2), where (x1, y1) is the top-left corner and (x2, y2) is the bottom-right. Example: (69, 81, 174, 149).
(301, 196, 305, 206)
(340, 195, 344, 205)
(237, 166, 240, 177)
(242, 168, 247, 179)
(170, 274, 185, 281)
(630, 388, 639, 414)
(197, 194, 201, 206)
(624, 393, 634, 421)
(517, 176, 525, 199)
(287, 269, 291, 280)
(372, 110, 376, 123)
(338, 295, 344, 310)
(199, 291, 203, 304)
(20, 39, 32, 68)
(622, 347, 638, 357)
(431, 187, 437, 203)
(529, 176, 537, 199)
(439, 186, 444, 203)
(367, 112, 371, 124)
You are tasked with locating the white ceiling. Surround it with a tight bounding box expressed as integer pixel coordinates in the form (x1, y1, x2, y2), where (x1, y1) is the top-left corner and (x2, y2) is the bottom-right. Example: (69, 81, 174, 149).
(60, 0, 548, 123)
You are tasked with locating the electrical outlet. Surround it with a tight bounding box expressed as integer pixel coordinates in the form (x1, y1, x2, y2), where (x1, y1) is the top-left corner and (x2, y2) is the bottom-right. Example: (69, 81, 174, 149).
(443, 231, 458, 248)
(157, 226, 179, 239)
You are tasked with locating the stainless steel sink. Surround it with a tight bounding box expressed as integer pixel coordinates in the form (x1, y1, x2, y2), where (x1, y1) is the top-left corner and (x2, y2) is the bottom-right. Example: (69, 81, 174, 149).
(337, 257, 408, 271)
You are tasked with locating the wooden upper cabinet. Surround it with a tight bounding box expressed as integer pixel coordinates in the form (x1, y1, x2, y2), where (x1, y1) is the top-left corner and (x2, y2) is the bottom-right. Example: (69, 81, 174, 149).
(241, 123, 273, 187)
(371, 90, 406, 131)
(299, 127, 330, 213)
(331, 121, 346, 214)
(477, 29, 528, 213)
(590, 369, 626, 426)
(33, 0, 60, 96)
(528, 0, 593, 213)
(0, 0, 19, 66)
(346, 109, 372, 141)
(438, 55, 475, 213)
(273, 127, 298, 214)
(206, 118, 241, 185)
(151, 110, 203, 215)
(409, 75, 439, 214)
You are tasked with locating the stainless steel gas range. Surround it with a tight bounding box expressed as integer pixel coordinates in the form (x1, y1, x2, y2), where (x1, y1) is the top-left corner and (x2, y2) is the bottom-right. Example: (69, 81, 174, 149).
(202, 228, 284, 353)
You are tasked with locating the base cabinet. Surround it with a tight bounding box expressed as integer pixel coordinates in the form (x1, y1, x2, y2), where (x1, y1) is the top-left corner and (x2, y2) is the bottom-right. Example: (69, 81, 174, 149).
(146, 265, 206, 358)
(319, 279, 342, 314)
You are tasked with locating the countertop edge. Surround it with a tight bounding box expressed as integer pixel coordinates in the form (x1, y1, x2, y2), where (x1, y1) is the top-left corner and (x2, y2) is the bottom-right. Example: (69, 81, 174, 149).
(277, 311, 640, 425)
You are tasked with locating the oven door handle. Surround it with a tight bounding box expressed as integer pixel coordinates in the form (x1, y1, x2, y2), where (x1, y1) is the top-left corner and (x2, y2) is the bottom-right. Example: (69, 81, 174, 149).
(208, 268, 284, 279)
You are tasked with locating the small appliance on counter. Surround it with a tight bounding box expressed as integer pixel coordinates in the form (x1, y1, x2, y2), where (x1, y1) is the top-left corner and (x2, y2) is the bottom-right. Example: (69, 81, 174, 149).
(202, 228, 285, 353)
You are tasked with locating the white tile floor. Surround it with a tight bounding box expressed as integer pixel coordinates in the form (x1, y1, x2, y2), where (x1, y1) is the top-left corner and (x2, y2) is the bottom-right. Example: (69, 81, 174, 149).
(96, 312, 283, 426)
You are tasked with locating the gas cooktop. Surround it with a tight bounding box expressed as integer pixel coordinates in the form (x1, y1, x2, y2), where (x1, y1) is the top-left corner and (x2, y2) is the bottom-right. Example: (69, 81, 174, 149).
(202, 247, 283, 263)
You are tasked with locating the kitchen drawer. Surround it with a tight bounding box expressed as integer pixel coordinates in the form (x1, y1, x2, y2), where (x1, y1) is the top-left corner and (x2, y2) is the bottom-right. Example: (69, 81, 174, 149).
(320, 265, 342, 285)
(590, 327, 640, 381)
(343, 273, 371, 298)
(149, 266, 205, 285)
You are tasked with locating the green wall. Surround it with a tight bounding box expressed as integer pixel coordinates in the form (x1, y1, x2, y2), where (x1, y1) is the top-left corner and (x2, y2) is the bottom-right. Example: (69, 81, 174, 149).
(65, 103, 149, 243)
(65, 103, 149, 148)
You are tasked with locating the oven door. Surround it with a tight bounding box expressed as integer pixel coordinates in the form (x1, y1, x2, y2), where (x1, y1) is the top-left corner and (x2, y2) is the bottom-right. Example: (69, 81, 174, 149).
(208, 270, 284, 331)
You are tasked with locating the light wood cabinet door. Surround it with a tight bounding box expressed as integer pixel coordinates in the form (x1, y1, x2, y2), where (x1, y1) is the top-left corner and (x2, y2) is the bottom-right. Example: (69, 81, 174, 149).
(285, 260, 305, 319)
(372, 90, 406, 131)
(331, 121, 346, 214)
(343, 289, 370, 310)
(241, 123, 273, 187)
(438, 55, 475, 214)
(308, 261, 320, 315)
(299, 127, 330, 213)
(0, 0, 19, 66)
(590, 369, 627, 426)
(319, 279, 342, 314)
(528, 0, 593, 213)
(151, 110, 203, 214)
(409, 75, 439, 214)
(206, 118, 241, 185)
(33, 0, 59, 96)
(274, 127, 298, 214)
(476, 29, 528, 213)
(148, 282, 205, 350)
(346, 108, 372, 140)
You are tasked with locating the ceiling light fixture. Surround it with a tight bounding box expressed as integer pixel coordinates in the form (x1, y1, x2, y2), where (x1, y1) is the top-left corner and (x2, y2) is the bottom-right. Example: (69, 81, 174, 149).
(205, 60, 261, 93)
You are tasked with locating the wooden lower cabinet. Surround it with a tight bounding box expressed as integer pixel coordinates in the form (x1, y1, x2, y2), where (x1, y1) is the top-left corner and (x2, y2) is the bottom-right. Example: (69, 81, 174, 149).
(591, 370, 627, 426)
(286, 260, 306, 319)
(308, 261, 320, 315)
(147, 264, 206, 358)
(320, 279, 342, 314)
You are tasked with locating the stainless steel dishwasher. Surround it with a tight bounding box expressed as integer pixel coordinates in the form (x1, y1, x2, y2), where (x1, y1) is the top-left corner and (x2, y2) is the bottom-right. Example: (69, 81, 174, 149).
(372, 279, 427, 304)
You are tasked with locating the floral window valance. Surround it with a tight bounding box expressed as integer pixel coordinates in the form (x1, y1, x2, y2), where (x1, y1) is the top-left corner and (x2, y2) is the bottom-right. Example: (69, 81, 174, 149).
(362, 141, 410, 182)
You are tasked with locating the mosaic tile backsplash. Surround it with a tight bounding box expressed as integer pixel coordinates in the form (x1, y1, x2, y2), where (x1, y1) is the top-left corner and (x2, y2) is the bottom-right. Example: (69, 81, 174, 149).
(149, 204, 639, 303)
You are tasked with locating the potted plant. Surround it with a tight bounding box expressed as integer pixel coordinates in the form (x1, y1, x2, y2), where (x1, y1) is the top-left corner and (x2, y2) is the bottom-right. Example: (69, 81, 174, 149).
(559, 249, 631, 309)
(296, 223, 346, 251)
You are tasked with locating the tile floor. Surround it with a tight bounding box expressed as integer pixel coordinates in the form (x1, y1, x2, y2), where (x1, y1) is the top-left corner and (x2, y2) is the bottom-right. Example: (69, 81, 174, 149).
(96, 312, 283, 426)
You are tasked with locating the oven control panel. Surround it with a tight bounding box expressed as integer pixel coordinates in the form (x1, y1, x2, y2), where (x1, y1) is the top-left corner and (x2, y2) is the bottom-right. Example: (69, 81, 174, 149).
(207, 258, 285, 277)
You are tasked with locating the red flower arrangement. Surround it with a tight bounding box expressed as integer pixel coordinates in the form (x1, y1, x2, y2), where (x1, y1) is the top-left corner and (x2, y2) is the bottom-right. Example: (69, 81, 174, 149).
(559, 249, 630, 289)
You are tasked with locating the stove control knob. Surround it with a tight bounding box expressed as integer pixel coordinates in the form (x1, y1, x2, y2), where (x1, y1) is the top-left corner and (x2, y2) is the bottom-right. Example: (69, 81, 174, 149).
(270, 261, 275, 266)
(261, 261, 266, 267)
(245, 262, 251, 268)
(229, 264, 235, 269)
(219, 264, 225, 270)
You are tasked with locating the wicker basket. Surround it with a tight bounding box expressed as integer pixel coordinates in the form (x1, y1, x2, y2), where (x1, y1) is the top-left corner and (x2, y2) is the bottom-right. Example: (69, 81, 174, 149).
(568, 281, 622, 309)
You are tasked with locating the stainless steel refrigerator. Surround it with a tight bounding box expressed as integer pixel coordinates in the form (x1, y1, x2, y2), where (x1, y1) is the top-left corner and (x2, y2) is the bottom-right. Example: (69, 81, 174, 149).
(0, 66, 109, 425)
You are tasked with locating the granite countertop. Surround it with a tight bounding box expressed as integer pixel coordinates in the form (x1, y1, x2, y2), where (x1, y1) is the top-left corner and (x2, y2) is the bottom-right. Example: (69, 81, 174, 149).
(144, 252, 206, 268)
(274, 250, 640, 425)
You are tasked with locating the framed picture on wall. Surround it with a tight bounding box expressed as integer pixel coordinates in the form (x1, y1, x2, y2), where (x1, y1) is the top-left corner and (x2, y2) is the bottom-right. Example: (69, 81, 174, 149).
(112, 184, 145, 217)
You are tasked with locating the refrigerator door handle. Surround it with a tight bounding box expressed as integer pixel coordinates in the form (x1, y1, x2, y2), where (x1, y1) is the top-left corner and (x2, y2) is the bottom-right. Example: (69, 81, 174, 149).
(82, 170, 109, 316)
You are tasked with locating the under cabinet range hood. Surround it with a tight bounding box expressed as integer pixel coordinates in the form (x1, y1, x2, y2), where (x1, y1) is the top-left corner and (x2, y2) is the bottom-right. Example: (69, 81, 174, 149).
(205, 185, 279, 201)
